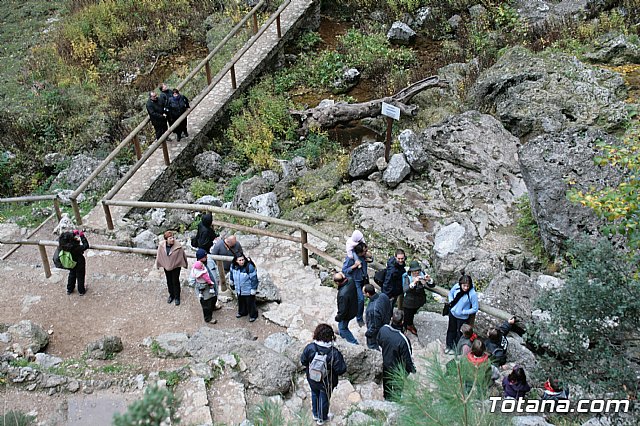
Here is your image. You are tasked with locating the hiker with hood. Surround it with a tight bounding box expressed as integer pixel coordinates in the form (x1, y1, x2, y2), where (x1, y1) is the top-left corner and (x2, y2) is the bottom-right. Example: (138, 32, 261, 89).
(300, 323, 347, 425)
(59, 230, 89, 295)
(333, 271, 359, 345)
(363, 283, 392, 350)
(444, 272, 478, 354)
(401, 260, 434, 335)
(377, 310, 415, 400)
(194, 213, 217, 253)
(230, 253, 259, 322)
(382, 249, 407, 309)
(485, 317, 516, 366)
(189, 248, 220, 324)
(155, 230, 188, 306)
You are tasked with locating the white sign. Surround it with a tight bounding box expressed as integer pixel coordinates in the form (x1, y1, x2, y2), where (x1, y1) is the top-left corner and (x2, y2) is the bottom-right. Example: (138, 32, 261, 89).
(381, 102, 400, 120)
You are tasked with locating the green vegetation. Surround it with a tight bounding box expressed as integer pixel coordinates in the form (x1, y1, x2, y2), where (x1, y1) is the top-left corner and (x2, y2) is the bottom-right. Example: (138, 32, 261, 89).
(158, 370, 183, 388)
(250, 399, 311, 426)
(515, 195, 551, 265)
(150, 340, 166, 357)
(528, 239, 640, 398)
(112, 385, 179, 426)
(223, 174, 253, 202)
(190, 178, 219, 199)
(0, 411, 35, 426)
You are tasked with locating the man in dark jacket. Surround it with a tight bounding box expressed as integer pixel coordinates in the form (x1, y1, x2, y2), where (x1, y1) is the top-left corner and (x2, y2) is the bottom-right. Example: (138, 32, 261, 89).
(195, 213, 218, 253)
(334, 272, 359, 345)
(382, 249, 406, 308)
(363, 284, 392, 350)
(377, 310, 415, 400)
(59, 230, 90, 295)
(146, 91, 168, 141)
(158, 83, 172, 114)
(485, 317, 515, 366)
(167, 88, 190, 140)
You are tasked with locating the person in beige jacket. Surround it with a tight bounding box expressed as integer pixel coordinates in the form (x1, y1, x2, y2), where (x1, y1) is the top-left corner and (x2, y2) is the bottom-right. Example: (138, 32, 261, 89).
(156, 231, 188, 306)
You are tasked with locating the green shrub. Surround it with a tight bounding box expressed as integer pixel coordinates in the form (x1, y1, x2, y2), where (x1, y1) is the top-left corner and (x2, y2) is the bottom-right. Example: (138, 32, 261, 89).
(112, 385, 179, 426)
(528, 239, 640, 398)
(0, 411, 35, 426)
(190, 178, 219, 199)
(516, 195, 550, 264)
(223, 174, 252, 202)
(290, 130, 339, 166)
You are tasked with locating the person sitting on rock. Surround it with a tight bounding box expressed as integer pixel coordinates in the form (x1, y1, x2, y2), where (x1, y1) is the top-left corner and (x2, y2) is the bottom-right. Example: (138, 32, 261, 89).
(502, 365, 531, 399)
(485, 317, 516, 366)
(300, 323, 347, 425)
(456, 323, 477, 356)
(401, 260, 433, 335)
(194, 213, 218, 253)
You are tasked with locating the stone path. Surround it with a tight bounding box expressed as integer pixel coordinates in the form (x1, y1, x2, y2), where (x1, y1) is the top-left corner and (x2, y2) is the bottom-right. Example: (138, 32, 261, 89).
(82, 0, 316, 230)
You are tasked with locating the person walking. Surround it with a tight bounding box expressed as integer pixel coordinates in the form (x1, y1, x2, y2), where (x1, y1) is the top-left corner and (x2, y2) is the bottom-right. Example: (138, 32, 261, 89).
(377, 310, 415, 400)
(230, 254, 259, 322)
(146, 91, 168, 141)
(189, 248, 219, 323)
(445, 272, 479, 354)
(155, 230, 188, 306)
(194, 213, 218, 253)
(342, 242, 370, 327)
(300, 324, 347, 425)
(167, 88, 190, 140)
(401, 261, 434, 335)
(363, 284, 392, 350)
(59, 230, 89, 295)
(158, 83, 172, 114)
(333, 271, 359, 345)
(382, 249, 407, 309)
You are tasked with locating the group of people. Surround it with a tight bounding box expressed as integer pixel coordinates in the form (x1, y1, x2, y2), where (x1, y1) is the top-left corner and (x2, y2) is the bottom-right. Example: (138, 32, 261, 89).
(146, 82, 190, 142)
(154, 213, 257, 325)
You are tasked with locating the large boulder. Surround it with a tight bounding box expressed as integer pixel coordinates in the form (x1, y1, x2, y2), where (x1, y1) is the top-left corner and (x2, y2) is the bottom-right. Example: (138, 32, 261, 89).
(382, 154, 411, 187)
(246, 192, 280, 218)
(334, 341, 383, 384)
(255, 271, 281, 303)
(386, 21, 416, 45)
(332, 68, 361, 94)
(5, 321, 49, 354)
(51, 154, 119, 192)
(514, 0, 591, 27)
(519, 127, 621, 256)
(468, 46, 628, 138)
(233, 176, 270, 211)
(584, 32, 640, 65)
(186, 327, 296, 395)
(193, 151, 223, 178)
(154, 332, 190, 359)
(132, 229, 158, 250)
(348, 142, 385, 179)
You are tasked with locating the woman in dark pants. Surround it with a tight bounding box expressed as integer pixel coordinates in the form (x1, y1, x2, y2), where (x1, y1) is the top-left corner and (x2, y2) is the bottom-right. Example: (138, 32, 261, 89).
(155, 230, 188, 305)
(59, 231, 89, 295)
(445, 273, 478, 354)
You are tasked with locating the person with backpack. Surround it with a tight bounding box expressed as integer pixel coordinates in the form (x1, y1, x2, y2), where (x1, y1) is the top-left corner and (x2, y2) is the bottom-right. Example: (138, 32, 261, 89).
(193, 213, 218, 253)
(401, 260, 434, 335)
(58, 230, 89, 295)
(333, 271, 359, 345)
(456, 323, 477, 356)
(382, 249, 407, 309)
(189, 249, 219, 324)
(211, 234, 243, 273)
(363, 283, 392, 350)
(155, 230, 188, 306)
(230, 254, 259, 322)
(444, 272, 478, 354)
(300, 323, 347, 425)
(485, 317, 516, 366)
(502, 365, 531, 399)
(377, 310, 416, 400)
(167, 88, 190, 141)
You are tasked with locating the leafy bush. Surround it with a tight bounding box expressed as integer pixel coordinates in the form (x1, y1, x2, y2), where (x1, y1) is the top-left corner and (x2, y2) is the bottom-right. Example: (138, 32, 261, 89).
(112, 385, 179, 426)
(290, 130, 340, 167)
(224, 174, 252, 202)
(0, 411, 35, 426)
(515, 195, 550, 264)
(528, 239, 640, 398)
(190, 178, 219, 199)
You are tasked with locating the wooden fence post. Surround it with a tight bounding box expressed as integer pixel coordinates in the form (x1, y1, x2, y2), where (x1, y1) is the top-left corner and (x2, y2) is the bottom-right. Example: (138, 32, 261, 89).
(133, 136, 142, 160)
(38, 244, 51, 278)
(161, 141, 170, 166)
(205, 61, 212, 85)
(53, 198, 62, 221)
(71, 198, 83, 225)
(216, 260, 227, 292)
(103, 202, 114, 230)
(300, 229, 309, 266)
(230, 66, 237, 89)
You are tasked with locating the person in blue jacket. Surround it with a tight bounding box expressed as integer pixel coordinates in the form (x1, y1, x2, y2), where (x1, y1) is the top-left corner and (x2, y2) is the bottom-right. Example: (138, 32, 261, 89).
(445, 272, 479, 354)
(230, 254, 259, 322)
(342, 242, 371, 327)
(300, 324, 347, 425)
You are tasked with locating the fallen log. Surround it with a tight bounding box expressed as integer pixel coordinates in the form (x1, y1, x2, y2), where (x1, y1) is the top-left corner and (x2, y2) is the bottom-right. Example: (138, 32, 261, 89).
(290, 75, 448, 133)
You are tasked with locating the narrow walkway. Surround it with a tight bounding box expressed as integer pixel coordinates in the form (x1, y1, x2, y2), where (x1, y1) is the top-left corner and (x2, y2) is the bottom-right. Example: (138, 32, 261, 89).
(83, 0, 316, 230)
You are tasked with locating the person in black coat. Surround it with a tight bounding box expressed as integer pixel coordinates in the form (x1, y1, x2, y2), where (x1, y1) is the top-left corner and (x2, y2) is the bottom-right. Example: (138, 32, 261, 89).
(363, 284, 392, 350)
(382, 249, 407, 308)
(59, 230, 89, 295)
(146, 91, 168, 141)
(401, 260, 434, 335)
(377, 310, 416, 400)
(334, 272, 359, 345)
(195, 213, 218, 253)
(300, 324, 347, 425)
(167, 88, 190, 140)
(485, 317, 516, 366)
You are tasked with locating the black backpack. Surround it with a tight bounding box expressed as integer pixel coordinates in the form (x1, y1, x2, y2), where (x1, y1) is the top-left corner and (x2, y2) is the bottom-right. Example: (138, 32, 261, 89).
(373, 269, 386, 286)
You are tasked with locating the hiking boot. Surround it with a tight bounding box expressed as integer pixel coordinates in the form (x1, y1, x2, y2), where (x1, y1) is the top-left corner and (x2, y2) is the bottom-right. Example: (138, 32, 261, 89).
(406, 325, 418, 335)
(249, 317, 257, 322)
(236, 313, 244, 318)
(184, 131, 189, 138)
(175, 299, 181, 306)
(167, 296, 174, 304)
(444, 347, 454, 355)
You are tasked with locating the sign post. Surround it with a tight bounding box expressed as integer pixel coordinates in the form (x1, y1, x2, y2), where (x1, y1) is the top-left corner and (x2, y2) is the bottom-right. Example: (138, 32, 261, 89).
(381, 102, 401, 162)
